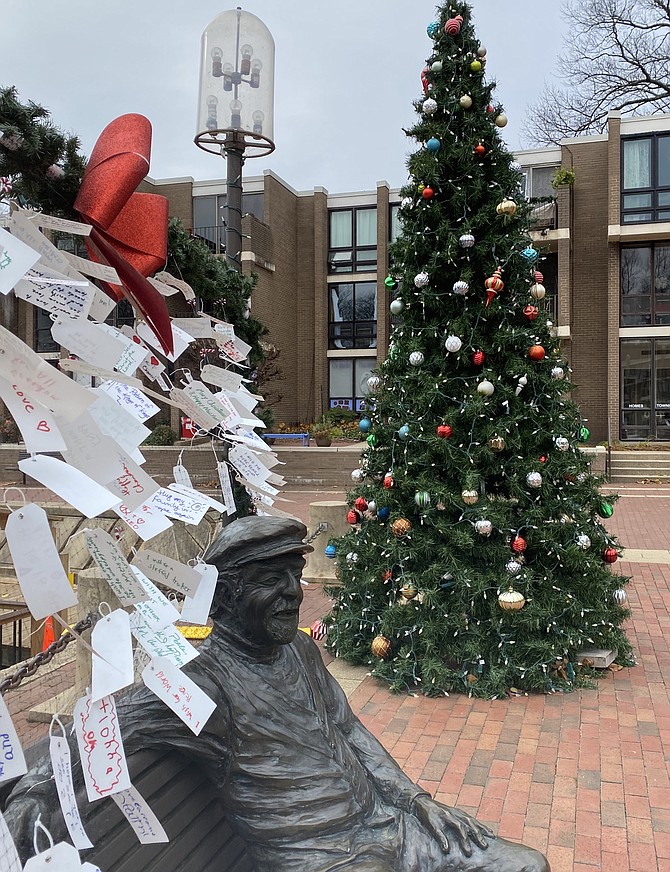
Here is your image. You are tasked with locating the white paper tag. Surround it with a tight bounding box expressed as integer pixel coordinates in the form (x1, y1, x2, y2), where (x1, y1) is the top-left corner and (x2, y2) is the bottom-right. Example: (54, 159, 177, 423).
(49, 732, 93, 850)
(88, 391, 151, 454)
(91, 609, 134, 702)
(137, 350, 166, 382)
(171, 317, 213, 339)
(132, 550, 202, 598)
(170, 383, 225, 431)
(18, 455, 121, 519)
(104, 450, 160, 512)
(84, 529, 148, 606)
(0, 376, 66, 453)
(0, 227, 41, 295)
(136, 322, 193, 363)
(217, 462, 236, 516)
(87, 287, 117, 323)
(58, 359, 144, 391)
(238, 476, 279, 498)
(14, 266, 94, 320)
(221, 392, 264, 428)
(167, 484, 227, 514)
(98, 380, 160, 422)
(180, 563, 218, 626)
(132, 570, 181, 630)
(9, 212, 74, 278)
(64, 251, 120, 284)
(56, 411, 128, 485)
(51, 317, 130, 371)
(30, 213, 92, 236)
(145, 488, 209, 526)
(0, 809, 22, 872)
(152, 271, 196, 301)
(229, 444, 272, 487)
(142, 657, 215, 736)
(0, 694, 27, 783)
(215, 392, 243, 431)
(215, 333, 251, 364)
(96, 325, 148, 376)
(172, 463, 192, 488)
(147, 276, 179, 297)
(22, 840, 83, 871)
(200, 364, 243, 393)
(131, 617, 198, 668)
(73, 693, 131, 802)
(0, 324, 94, 421)
(5, 504, 78, 620)
(111, 785, 169, 844)
(114, 501, 173, 541)
(81, 865, 102, 872)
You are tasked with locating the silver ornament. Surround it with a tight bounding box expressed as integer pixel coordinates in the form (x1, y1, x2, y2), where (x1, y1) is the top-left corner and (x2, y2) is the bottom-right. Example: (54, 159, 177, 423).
(351, 468, 364, 483)
(477, 45, 487, 57)
(555, 437, 570, 452)
(367, 375, 381, 391)
(445, 335, 463, 353)
(551, 367, 565, 380)
(506, 560, 522, 574)
(576, 534, 591, 550)
(526, 471, 542, 489)
(401, 196, 413, 209)
(346, 551, 358, 565)
(475, 519, 493, 537)
(409, 351, 424, 367)
(390, 298, 404, 315)
(431, 60, 443, 72)
(459, 233, 475, 248)
(477, 380, 495, 396)
(530, 283, 546, 300)
(453, 280, 469, 295)
(367, 500, 376, 513)
(414, 271, 430, 288)
(422, 98, 438, 115)
(613, 588, 628, 605)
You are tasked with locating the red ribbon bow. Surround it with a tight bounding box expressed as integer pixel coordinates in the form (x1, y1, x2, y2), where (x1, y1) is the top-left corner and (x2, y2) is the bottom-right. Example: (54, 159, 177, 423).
(75, 114, 173, 355)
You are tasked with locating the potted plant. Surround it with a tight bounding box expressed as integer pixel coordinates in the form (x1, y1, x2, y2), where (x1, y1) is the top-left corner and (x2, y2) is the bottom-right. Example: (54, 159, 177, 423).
(310, 417, 333, 447)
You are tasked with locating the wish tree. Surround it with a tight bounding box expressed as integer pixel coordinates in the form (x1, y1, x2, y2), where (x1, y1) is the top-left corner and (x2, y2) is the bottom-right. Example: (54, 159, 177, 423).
(326, 2, 632, 698)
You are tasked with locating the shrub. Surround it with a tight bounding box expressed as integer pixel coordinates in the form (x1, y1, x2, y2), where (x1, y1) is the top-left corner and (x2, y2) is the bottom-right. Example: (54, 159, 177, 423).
(145, 424, 178, 446)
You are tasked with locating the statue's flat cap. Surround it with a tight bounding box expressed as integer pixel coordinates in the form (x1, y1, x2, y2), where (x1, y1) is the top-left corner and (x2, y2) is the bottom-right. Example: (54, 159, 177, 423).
(204, 515, 313, 569)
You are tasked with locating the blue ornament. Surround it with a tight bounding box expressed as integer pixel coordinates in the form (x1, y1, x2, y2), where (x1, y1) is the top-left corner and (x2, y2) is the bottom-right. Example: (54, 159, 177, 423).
(398, 424, 410, 440)
(359, 418, 372, 433)
(426, 137, 441, 153)
(325, 544, 337, 560)
(521, 246, 538, 263)
(378, 506, 391, 521)
(426, 21, 440, 37)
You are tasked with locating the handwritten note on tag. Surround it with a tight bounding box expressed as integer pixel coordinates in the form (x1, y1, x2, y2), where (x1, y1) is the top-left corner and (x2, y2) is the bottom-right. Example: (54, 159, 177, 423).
(0, 226, 41, 294)
(168, 484, 227, 514)
(49, 732, 93, 850)
(22, 840, 83, 871)
(131, 617, 198, 668)
(217, 462, 236, 516)
(18, 455, 121, 519)
(98, 380, 160, 422)
(171, 317, 213, 339)
(0, 809, 22, 872)
(0, 694, 26, 783)
(200, 364, 243, 393)
(64, 251, 120, 284)
(105, 449, 159, 512)
(87, 287, 117, 323)
(111, 785, 169, 844)
(180, 563, 218, 626)
(0, 376, 66, 453)
(74, 693, 131, 802)
(136, 322, 193, 363)
(88, 390, 150, 454)
(31, 213, 92, 236)
(9, 212, 74, 277)
(57, 411, 127, 484)
(229, 444, 272, 487)
(51, 317, 129, 370)
(146, 488, 209, 526)
(114, 501, 172, 541)
(91, 609, 134, 702)
(14, 266, 94, 320)
(170, 383, 224, 431)
(142, 657, 215, 736)
(84, 529, 148, 605)
(5, 504, 78, 620)
(132, 570, 181, 630)
(132, 550, 201, 597)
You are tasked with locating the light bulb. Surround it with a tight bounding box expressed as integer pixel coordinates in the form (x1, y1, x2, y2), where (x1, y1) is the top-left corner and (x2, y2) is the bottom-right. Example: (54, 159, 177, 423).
(250, 57, 262, 88)
(206, 95, 218, 130)
(230, 99, 242, 128)
(211, 47, 223, 77)
(222, 62, 234, 91)
(240, 44, 253, 75)
(252, 110, 264, 135)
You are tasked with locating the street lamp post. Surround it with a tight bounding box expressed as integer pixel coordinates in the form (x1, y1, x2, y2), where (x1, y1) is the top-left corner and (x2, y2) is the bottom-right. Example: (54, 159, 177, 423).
(195, 7, 275, 272)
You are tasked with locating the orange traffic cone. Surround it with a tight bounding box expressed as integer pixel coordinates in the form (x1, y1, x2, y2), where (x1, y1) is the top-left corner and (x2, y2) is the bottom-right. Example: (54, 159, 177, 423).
(42, 616, 55, 651)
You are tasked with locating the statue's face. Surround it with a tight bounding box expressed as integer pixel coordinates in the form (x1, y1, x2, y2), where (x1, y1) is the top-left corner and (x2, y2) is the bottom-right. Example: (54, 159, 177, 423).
(237, 553, 305, 646)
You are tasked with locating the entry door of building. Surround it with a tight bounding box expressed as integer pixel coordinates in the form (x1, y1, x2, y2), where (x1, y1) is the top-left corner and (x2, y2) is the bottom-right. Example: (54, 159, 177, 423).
(621, 338, 670, 440)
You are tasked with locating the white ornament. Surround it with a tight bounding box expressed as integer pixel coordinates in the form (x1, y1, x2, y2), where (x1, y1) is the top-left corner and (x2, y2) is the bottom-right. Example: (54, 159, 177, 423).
(613, 588, 628, 605)
(475, 519, 493, 537)
(530, 283, 546, 300)
(367, 375, 381, 392)
(431, 60, 443, 72)
(390, 299, 404, 315)
(422, 98, 438, 115)
(459, 233, 475, 248)
(477, 45, 487, 57)
(551, 367, 565, 380)
(46, 164, 64, 179)
(351, 468, 364, 483)
(445, 335, 463, 353)
(510, 161, 522, 172)
(577, 472, 587, 483)
(554, 436, 570, 452)
(401, 196, 413, 209)
(453, 280, 469, 295)
(346, 551, 359, 565)
(576, 534, 591, 550)
(367, 500, 377, 513)
(526, 471, 542, 489)
(495, 113, 508, 128)
(506, 560, 522, 574)
(409, 351, 424, 367)
(414, 271, 430, 288)
(459, 94, 473, 109)
(477, 380, 495, 396)
(515, 374, 528, 396)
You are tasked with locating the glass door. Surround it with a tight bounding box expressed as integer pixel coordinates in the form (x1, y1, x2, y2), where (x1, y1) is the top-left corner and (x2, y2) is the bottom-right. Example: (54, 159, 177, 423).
(620, 337, 670, 440)
(655, 339, 670, 439)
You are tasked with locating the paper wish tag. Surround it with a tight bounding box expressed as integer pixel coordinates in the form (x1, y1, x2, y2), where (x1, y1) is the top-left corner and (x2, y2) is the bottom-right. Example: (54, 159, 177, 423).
(229, 444, 272, 488)
(172, 463, 192, 488)
(114, 501, 173, 541)
(111, 785, 168, 845)
(91, 608, 134, 701)
(73, 693, 131, 802)
(64, 251, 120, 285)
(96, 324, 149, 376)
(98, 380, 160, 423)
(0, 694, 27, 784)
(84, 529, 148, 606)
(130, 615, 198, 669)
(145, 488, 209, 526)
(217, 462, 236, 516)
(22, 840, 84, 872)
(10, 212, 78, 278)
(87, 287, 117, 323)
(136, 321, 194, 363)
(200, 364, 243, 393)
(171, 316, 213, 340)
(51, 317, 130, 370)
(49, 724, 93, 850)
(88, 390, 151, 455)
(0, 809, 22, 872)
(132, 569, 181, 630)
(142, 657, 215, 736)
(14, 266, 94, 320)
(0, 376, 66, 453)
(168, 484, 227, 514)
(30, 213, 92, 236)
(18, 455, 121, 519)
(5, 504, 78, 620)
(0, 226, 41, 295)
(105, 449, 160, 512)
(170, 382, 225, 431)
(180, 563, 218, 626)
(57, 411, 128, 484)
(132, 550, 202, 598)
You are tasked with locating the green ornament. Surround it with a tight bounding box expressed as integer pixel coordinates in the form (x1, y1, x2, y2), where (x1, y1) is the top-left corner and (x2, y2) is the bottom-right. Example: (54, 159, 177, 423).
(414, 490, 431, 509)
(470, 59, 482, 72)
(385, 276, 398, 290)
(598, 501, 614, 519)
(578, 426, 590, 442)
(367, 434, 377, 447)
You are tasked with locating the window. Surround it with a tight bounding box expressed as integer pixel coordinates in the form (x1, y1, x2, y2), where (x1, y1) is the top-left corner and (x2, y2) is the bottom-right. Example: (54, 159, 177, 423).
(329, 358, 375, 411)
(540, 253, 558, 323)
(193, 193, 265, 253)
(390, 204, 401, 243)
(106, 299, 135, 329)
(621, 134, 670, 223)
(621, 244, 670, 326)
(328, 208, 377, 274)
(521, 166, 558, 230)
(620, 338, 670, 440)
(35, 308, 59, 353)
(329, 282, 377, 349)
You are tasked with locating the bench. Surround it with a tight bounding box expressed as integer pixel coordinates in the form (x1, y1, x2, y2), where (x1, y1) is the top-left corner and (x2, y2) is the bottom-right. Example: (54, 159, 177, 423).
(264, 432, 311, 447)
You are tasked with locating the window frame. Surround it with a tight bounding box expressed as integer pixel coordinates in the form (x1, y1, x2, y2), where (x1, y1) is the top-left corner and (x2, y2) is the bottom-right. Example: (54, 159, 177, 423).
(328, 281, 378, 350)
(328, 207, 377, 274)
(328, 357, 376, 412)
(621, 133, 670, 224)
(620, 243, 670, 327)
(619, 336, 670, 441)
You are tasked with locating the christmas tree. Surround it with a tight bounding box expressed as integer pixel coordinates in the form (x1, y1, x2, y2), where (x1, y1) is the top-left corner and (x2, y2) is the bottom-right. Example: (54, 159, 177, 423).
(325, 2, 632, 698)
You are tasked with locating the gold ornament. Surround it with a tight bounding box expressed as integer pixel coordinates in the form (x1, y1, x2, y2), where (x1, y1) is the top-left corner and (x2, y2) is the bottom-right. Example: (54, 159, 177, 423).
(391, 518, 412, 538)
(496, 198, 517, 216)
(498, 587, 526, 611)
(462, 489, 479, 505)
(371, 635, 392, 658)
(488, 436, 506, 452)
(401, 583, 418, 600)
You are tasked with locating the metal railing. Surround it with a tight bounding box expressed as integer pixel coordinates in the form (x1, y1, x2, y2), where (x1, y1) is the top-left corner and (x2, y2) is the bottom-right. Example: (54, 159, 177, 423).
(0, 600, 31, 667)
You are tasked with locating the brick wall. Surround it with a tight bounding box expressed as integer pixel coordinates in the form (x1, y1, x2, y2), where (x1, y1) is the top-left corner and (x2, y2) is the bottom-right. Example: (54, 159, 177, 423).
(137, 179, 193, 229)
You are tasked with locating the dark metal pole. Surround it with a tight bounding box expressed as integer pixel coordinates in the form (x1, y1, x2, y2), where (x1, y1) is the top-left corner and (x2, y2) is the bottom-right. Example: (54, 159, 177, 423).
(224, 132, 245, 271)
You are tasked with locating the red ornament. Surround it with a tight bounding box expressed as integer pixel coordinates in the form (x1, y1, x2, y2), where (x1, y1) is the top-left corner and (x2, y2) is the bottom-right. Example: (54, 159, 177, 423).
(484, 267, 504, 307)
(472, 350, 486, 366)
(437, 424, 453, 439)
(523, 304, 539, 321)
(534, 270, 544, 283)
(346, 510, 360, 525)
(422, 186, 435, 200)
(474, 143, 486, 157)
(382, 569, 393, 582)
(529, 345, 546, 361)
(444, 14, 463, 34)
(310, 619, 327, 641)
(486, 104, 495, 113)
(539, 455, 548, 464)
(421, 67, 430, 94)
(511, 536, 527, 554)
(383, 473, 394, 489)
(603, 547, 618, 564)
(354, 497, 368, 513)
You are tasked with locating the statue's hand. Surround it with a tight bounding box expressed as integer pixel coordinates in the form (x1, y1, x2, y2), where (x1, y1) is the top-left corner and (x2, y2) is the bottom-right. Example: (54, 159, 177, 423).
(412, 795, 494, 856)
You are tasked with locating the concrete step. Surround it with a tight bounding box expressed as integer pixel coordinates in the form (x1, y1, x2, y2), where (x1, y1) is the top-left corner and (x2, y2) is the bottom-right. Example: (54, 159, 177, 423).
(275, 445, 363, 489)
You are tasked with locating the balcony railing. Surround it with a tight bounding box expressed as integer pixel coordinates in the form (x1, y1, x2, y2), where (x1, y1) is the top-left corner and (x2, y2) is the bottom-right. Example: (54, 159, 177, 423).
(193, 226, 224, 255)
(529, 198, 558, 232)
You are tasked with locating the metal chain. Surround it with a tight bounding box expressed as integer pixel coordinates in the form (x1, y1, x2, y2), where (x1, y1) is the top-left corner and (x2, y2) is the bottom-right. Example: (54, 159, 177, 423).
(304, 521, 329, 546)
(0, 612, 99, 696)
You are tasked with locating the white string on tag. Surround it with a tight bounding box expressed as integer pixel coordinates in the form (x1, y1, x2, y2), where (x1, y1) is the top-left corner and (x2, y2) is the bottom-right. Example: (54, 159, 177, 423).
(48, 715, 93, 851)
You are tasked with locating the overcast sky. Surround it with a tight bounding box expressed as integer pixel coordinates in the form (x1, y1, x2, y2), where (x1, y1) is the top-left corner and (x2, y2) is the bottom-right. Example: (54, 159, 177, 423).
(5, 1, 566, 193)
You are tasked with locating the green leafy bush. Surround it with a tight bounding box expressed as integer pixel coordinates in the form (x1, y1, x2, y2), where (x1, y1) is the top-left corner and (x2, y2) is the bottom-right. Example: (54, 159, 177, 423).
(145, 424, 177, 446)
